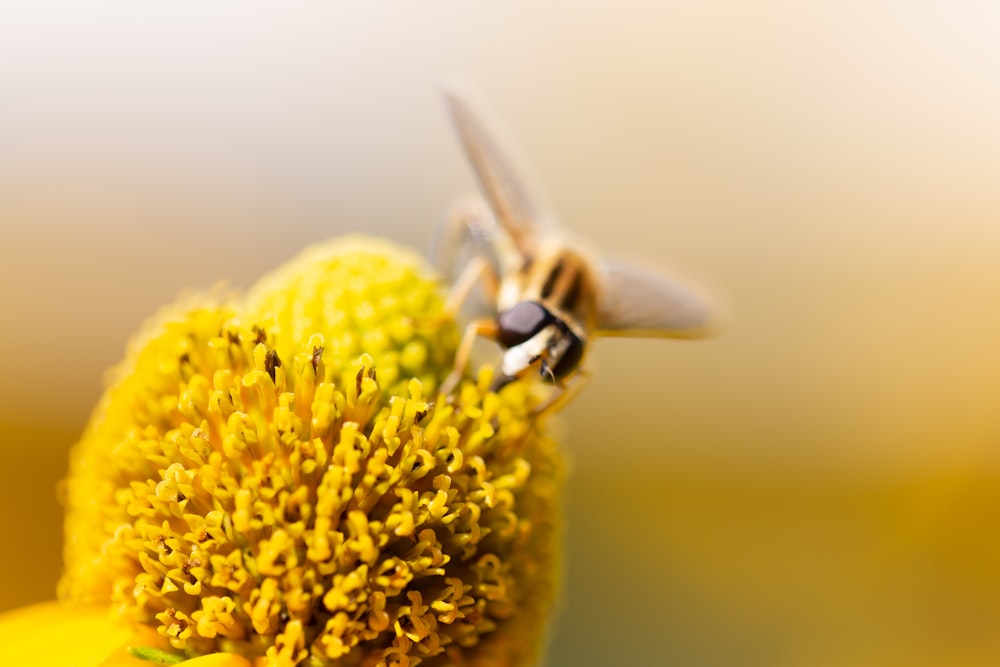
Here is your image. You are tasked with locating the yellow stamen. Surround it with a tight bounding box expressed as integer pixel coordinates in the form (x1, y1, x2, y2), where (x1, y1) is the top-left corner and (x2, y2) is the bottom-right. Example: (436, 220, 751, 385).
(43, 236, 561, 667)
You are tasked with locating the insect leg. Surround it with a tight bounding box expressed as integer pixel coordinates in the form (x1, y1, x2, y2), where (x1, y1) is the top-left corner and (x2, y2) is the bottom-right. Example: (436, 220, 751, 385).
(533, 368, 591, 421)
(440, 318, 500, 396)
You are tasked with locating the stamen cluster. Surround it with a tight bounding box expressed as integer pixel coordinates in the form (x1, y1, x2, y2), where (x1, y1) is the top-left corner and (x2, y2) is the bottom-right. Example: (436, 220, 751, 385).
(59, 238, 561, 667)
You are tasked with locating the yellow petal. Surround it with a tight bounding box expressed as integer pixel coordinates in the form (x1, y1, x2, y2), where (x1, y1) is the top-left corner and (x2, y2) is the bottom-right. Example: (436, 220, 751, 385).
(0, 601, 129, 667)
(98, 646, 253, 667)
(0, 602, 252, 667)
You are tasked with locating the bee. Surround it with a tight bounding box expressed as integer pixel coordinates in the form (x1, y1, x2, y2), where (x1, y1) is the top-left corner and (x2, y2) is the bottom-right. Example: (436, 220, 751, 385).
(434, 88, 715, 410)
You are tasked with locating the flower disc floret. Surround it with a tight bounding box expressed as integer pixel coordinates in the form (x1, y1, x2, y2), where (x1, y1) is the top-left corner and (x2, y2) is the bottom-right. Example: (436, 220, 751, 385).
(59, 237, 561, 667)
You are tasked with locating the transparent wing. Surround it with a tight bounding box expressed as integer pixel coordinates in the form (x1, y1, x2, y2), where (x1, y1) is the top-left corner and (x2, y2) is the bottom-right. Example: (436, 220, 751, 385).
(428, 197, 502, 284)
(596, 259, 715, 338)
(427, 197, 505, 322)
(442, 86, 558, 256)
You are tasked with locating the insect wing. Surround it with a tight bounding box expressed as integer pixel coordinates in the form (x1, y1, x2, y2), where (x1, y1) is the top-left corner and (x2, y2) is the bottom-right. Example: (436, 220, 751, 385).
(443, 87, 558, 256)
(429, 197, 503, 284)
(596, 259, 714, 338)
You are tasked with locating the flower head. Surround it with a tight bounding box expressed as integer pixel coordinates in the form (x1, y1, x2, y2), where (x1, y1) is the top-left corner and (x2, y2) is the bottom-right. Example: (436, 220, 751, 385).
(53, 237, 561, 667)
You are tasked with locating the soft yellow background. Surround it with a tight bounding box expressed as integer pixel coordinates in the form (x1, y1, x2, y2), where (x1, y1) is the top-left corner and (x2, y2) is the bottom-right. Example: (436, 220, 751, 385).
(2, 3, 999, 666)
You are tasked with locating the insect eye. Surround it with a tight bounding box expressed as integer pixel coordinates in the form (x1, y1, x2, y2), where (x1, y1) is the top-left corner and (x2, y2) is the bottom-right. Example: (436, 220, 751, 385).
(497, 301, 554, 348)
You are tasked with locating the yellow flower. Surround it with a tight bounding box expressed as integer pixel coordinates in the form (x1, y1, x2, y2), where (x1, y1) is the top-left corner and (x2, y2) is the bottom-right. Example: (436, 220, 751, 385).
(2, 237, 561, 667)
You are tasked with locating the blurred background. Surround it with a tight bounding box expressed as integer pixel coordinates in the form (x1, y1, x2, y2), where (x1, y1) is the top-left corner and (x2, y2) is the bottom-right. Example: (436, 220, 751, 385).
(2, 2, 999, 665)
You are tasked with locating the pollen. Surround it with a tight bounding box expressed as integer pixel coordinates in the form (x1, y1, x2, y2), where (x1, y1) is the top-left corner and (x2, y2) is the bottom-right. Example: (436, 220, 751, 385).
(58, 237, 561, 667)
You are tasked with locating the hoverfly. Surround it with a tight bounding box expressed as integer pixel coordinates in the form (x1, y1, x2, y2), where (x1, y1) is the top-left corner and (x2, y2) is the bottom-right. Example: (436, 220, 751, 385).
(434, 88, 714, 410)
